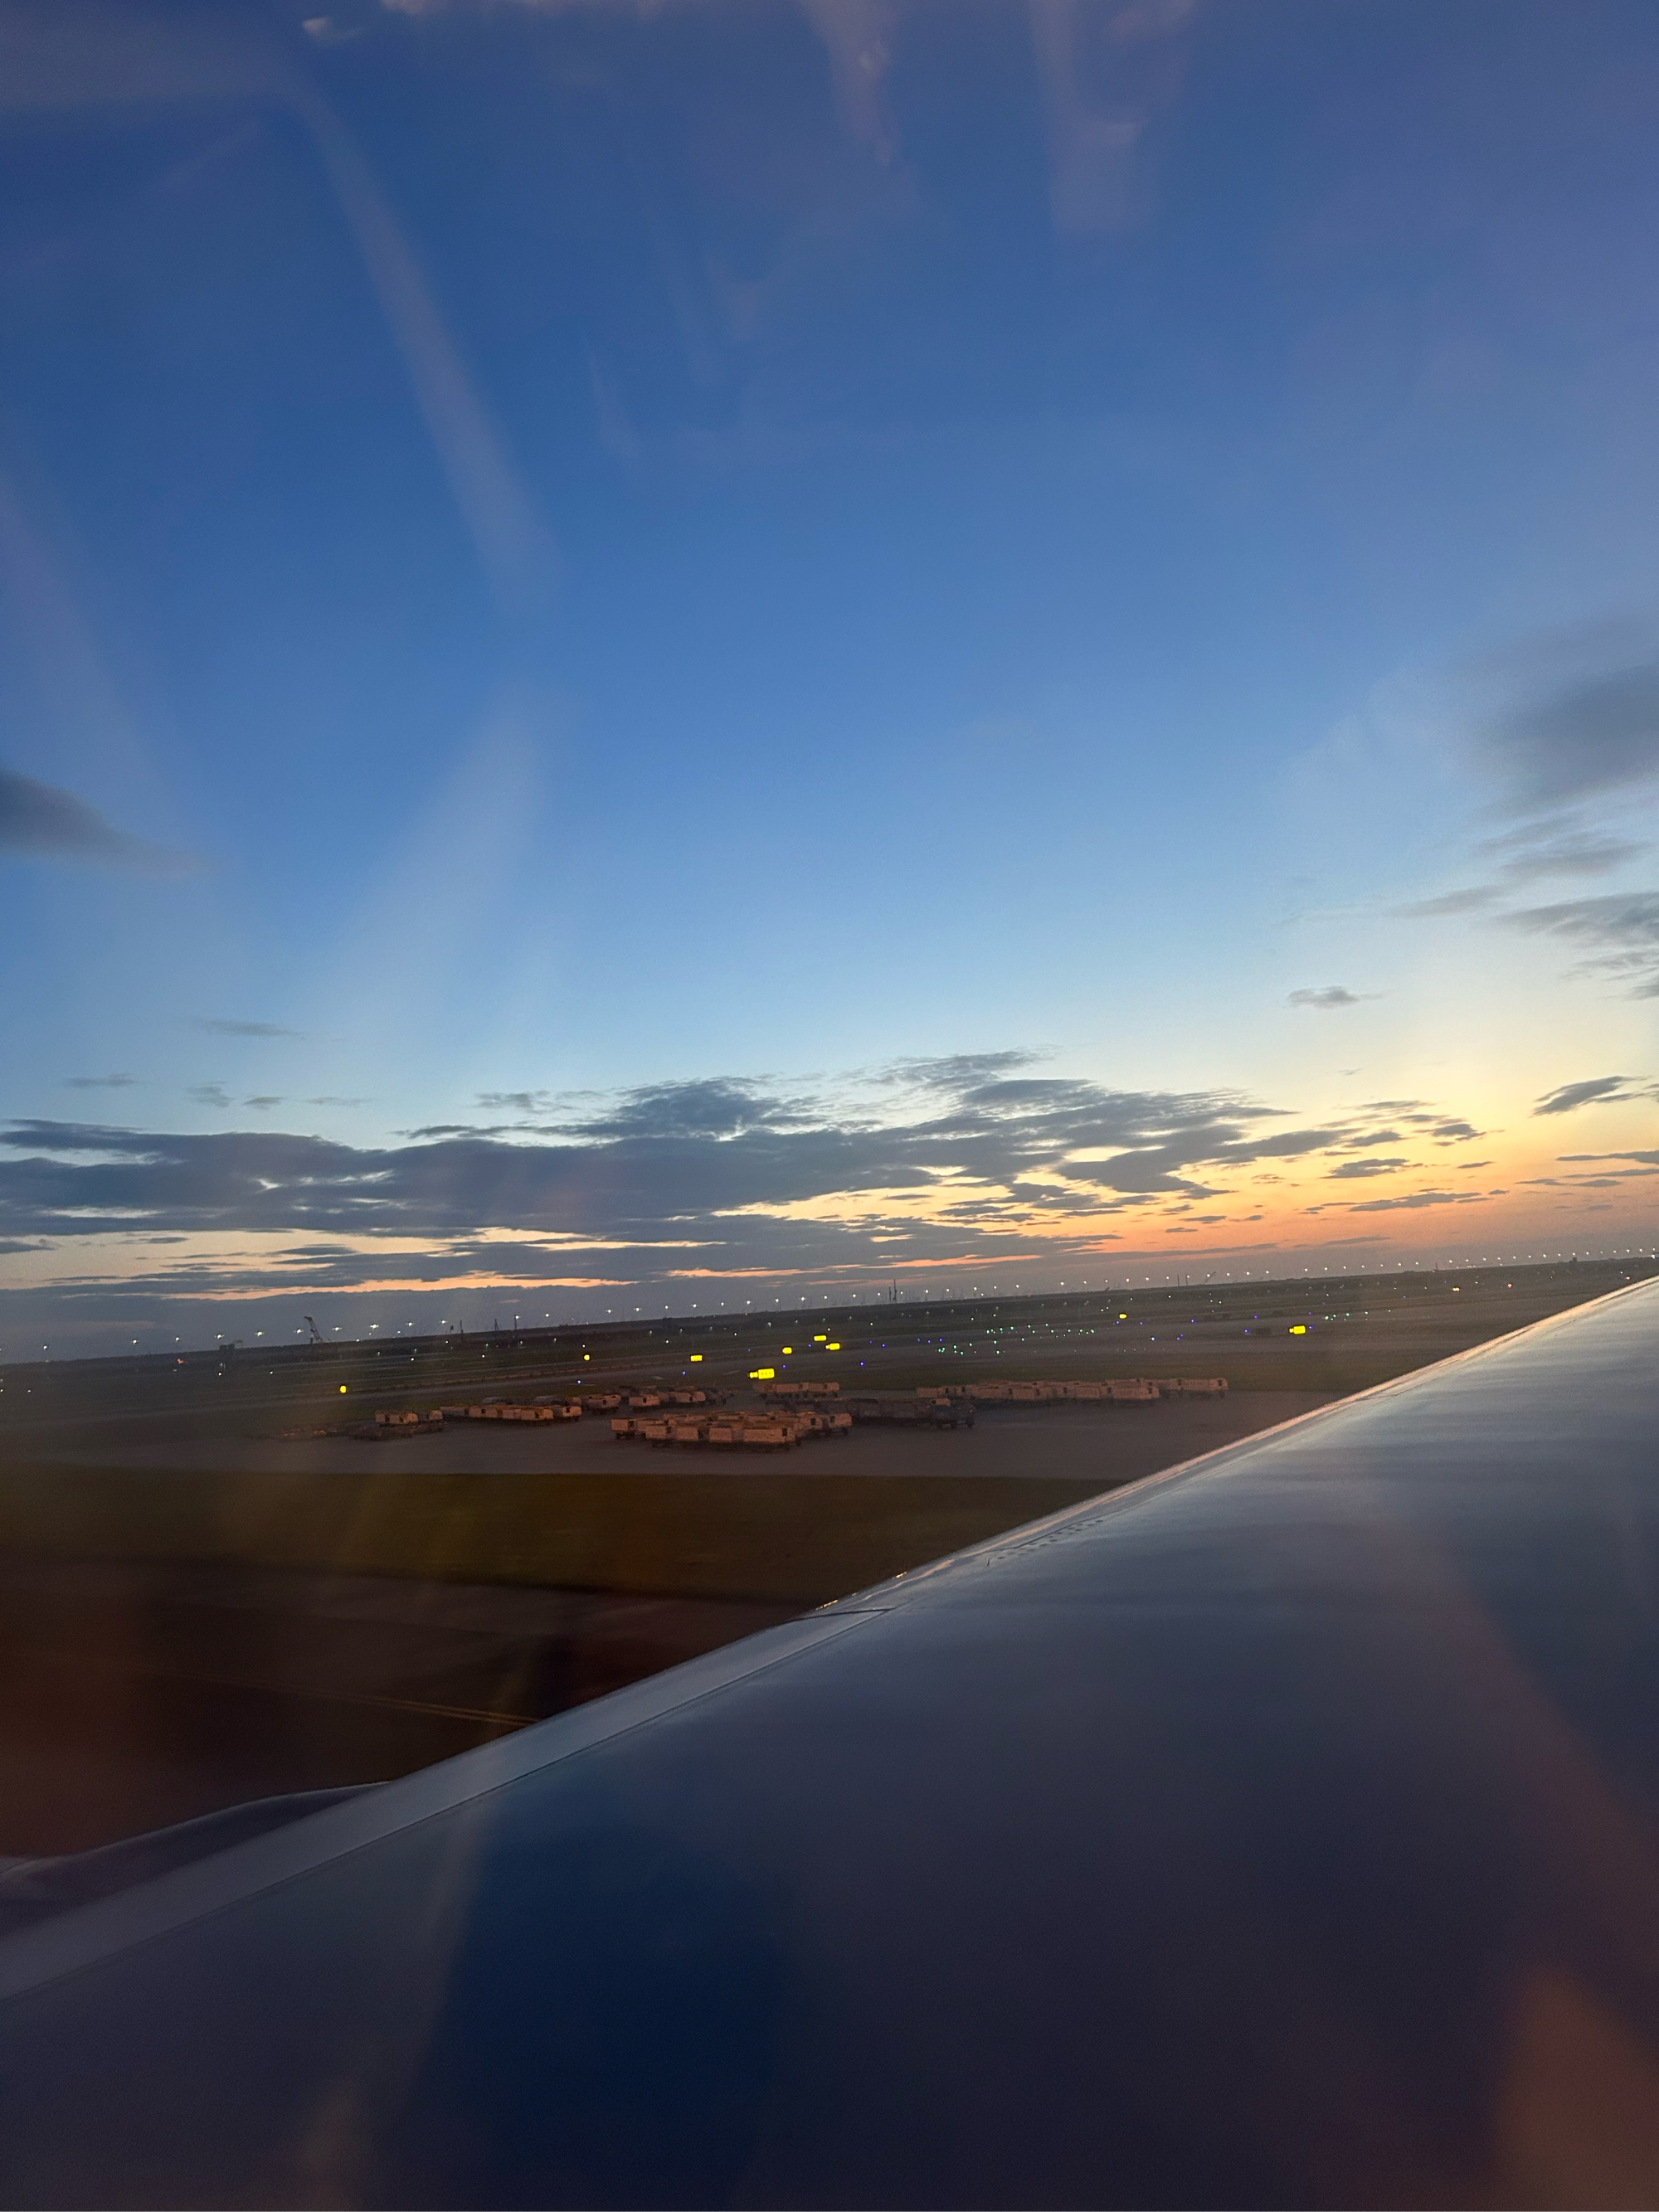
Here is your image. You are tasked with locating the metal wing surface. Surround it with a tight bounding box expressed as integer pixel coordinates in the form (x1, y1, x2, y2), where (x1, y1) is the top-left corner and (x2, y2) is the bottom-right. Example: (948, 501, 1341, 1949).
(1, 1281, 1657, 2208)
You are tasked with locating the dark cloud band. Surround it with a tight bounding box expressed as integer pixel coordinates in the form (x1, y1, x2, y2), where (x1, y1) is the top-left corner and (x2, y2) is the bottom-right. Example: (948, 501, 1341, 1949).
(0, 769, 192, 875)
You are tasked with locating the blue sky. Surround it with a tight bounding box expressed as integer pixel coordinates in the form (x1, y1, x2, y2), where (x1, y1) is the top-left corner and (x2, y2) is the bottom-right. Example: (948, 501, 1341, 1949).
(2, 0, 1657, 1351)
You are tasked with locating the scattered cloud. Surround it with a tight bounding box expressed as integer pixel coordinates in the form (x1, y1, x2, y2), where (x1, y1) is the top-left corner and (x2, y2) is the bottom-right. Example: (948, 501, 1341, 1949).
(0, 1051, 1584, 1334)
(1288, 986, 1374, 1009)
(1353, 1108, 1481, 1142)
(63, 1073, 139, 1091)
(1345, 1188, 1492, 1213)
(0, 1059, 1486, 1300)
(0, 768, 193, 875)
(1532, 1074, 1642, 1116)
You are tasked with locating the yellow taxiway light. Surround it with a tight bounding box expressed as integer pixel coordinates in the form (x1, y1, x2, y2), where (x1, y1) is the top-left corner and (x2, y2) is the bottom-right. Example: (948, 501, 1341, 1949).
(1290, 1325, 1306, 1335)
(827, 1341, 840, 1350)
(339, 1384, 348, 1393)
(781, 1345, 793, 1354)
(689, 1354, 703, 1362)
(813, 1334, 827, 1342)
(751, 1367, 776, 1380)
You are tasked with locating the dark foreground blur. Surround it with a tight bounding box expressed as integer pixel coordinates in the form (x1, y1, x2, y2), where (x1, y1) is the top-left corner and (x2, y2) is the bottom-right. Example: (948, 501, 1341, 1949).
(0, 1555, 800, 1856)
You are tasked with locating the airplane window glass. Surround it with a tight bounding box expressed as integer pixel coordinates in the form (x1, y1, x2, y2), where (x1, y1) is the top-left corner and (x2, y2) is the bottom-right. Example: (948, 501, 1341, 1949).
(2, 7, 1658, 2200)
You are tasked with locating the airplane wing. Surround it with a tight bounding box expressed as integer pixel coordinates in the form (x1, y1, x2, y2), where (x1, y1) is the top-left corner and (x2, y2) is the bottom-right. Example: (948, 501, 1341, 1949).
(1, 1281, 1657, 2207)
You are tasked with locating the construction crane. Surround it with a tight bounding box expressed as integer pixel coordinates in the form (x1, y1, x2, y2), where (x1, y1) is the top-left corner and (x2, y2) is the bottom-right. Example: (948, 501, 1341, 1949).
(304, 1315, 324, 1347)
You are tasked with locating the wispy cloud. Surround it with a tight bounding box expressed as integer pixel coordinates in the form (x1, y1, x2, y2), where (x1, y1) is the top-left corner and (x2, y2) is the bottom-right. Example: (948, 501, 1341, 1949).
(882, 1051, 1039, 1091)
(195, 1018, 300, 1038)
(1389, 793, 1659, 998)
(1478, 825, 1647, 882)
(1482, 655, 1659, 809)
(1503, 894, 1659, 997)
(1395, 821, 1649, 932)
(0, 768, 192, 875)
(63, 1073, 139, 1091)
(1391, 886, 1502, 919)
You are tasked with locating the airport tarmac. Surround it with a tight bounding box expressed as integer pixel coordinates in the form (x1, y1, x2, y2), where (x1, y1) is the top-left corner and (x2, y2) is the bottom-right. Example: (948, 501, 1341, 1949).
(42, 1390, 1338, 1485)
